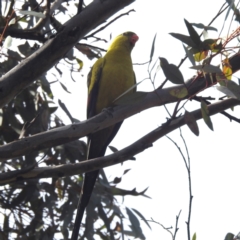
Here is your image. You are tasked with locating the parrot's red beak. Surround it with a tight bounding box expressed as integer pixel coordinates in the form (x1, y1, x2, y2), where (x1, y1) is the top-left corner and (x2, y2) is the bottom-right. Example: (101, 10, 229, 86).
(130, 34, 139, 45)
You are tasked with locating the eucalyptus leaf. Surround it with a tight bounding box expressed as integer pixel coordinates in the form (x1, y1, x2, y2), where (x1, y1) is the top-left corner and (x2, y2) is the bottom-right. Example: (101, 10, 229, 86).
(3, 36, 12, 48)
(216, 80, 240, 100)
(160, 57, 184, 84)
(184, 19, 202, 46)
(192, 232, 197, 240)
(191, 22, 217, 31)
(184, 110, 199, 136)
(190, 64, 222, 73)
(169, 32, 197, 47)
(183, 44, 195, 66)
(201, 101, 213, 131)
(149, 33, 157, 63)
(224, 233, 234, 240)
(169, 87, 188, 98)
(126, 208, 145, 239)
(18, 10, 45, 18)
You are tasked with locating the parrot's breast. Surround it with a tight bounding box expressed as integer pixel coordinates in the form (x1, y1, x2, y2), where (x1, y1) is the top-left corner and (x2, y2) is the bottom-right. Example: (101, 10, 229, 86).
(95, 52, 135, 114)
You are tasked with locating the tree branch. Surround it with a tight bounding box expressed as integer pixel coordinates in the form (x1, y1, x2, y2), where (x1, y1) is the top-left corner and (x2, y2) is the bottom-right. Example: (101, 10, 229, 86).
(0, 96, 239, 185)
(0, 71, 239, 161)
(0, 27, 46, 42)
(0, 84, 176, 160)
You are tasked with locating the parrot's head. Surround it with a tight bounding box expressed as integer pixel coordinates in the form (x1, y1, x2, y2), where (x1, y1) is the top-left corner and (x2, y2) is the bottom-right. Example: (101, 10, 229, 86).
(108, 31, 139, 53)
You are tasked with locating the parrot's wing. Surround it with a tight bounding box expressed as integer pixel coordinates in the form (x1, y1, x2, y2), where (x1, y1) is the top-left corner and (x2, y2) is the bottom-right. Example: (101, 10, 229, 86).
(87, 57, 105, 119)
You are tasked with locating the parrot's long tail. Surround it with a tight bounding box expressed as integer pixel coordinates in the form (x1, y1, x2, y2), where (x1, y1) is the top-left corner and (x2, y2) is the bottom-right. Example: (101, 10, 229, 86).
(71, 122, 123, 240)
(71, 170, 99, 240)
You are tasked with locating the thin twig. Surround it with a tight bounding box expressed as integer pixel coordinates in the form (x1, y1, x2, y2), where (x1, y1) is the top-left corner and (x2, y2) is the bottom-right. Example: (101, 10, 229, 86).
(146, 218, 174, 239)
(77, 0, 84, 14)
(85, 9, 135, 39)
(173, 210, 182, 240)
(193, 96, 240, 123)
(166, 129, 193, 240)
(179, 128, 192, 240)
(0, 10, 15, 45)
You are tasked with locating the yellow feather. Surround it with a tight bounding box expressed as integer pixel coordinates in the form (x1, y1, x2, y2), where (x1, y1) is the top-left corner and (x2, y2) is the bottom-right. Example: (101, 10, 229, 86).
(88, 32, 137, 115)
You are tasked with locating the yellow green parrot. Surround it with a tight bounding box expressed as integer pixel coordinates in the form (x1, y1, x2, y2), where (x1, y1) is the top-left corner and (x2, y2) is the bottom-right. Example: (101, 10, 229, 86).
(71, 31, 139, 239)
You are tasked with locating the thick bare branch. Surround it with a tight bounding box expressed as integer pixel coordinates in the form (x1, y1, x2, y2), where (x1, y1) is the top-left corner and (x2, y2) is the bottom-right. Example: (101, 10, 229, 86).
(0, 27, 46, 41)
(0, 83, 177, 161)
(1, 97, 239, 185)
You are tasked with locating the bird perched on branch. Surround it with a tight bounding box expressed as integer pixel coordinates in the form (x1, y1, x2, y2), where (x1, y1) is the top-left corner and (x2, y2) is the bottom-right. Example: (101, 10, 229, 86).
(71, 31, 139, 239)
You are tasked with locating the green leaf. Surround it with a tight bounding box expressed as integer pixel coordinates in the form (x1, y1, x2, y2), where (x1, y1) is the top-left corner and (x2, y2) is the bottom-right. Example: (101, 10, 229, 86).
(0, 49, 21, 76)
(18, 10, 46, 18)
(169, 33, 197, 47)
(184, 19, 202, 46)
(203, 38, 217, 45)
(113, 177, 122, 184)
(190, 22, 217, 31)
(39, 75, 53, 99)
(3, 214, 9, 234)
(201, 101, 213, 131)
(225, 0, 235, 21)
(75, 57, 83, 70)
(123, 169, 131, 175)
(149, 33, 157, 63)
(7, 49, 22, 60)
(108, 145, 118, 153)
(49, 107, 58, 114)
(59, 81, 71, 94)
(126, 208, 145, 239)
(190, 64, 222, 73)
(216, 80, 240, 100)
(184, 110, 199, 136)
(190, 23, 205, 29)
(216, 86, 236, 98)
(224, 233, 234, 240)
(61, 226, 69, 239)
(18, 41, 34, 57)
(160, 57, 184, 84)
(192, 232, 197, 240)
(3, 36, 12, 48)
(111, 187, 149, 198)
(203, 29, 208, 39)
(132, 208, 152, 230)
(123, 230, 140, 238)
(183, 44, 195, 66)
(75, 43, 101, 60)
(169, 87, 188, 98)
